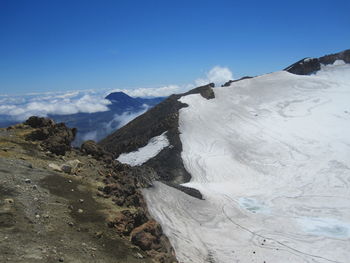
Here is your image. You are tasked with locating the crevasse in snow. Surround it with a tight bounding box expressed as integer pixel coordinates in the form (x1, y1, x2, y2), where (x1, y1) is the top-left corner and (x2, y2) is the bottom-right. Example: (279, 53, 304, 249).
(143, 62, 350, 263)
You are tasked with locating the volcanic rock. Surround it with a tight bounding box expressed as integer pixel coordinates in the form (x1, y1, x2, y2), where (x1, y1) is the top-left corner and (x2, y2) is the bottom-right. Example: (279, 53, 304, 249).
(284, 49, 350, 75)
(25, 116, 76, 155)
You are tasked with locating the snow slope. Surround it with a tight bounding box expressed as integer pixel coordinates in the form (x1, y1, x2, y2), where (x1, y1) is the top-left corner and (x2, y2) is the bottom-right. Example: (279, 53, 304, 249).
(143, 62, 350, 263)
(117, 132, 169, 166)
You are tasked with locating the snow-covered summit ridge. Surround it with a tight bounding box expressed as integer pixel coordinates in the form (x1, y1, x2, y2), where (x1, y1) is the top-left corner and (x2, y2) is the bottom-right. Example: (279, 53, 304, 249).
(143, 60, 350, 263)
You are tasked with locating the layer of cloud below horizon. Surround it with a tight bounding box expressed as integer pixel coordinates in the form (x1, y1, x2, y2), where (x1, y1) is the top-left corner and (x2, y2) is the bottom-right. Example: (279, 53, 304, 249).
(0, 66, 233, 122)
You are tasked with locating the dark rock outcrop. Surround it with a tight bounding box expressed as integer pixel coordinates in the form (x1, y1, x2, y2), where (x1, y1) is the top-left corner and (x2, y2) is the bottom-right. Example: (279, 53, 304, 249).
(25, 116, 76, 155)
(80, 140, 114, 163)
(284, 49, 350, 75)
(25, 116, 55, 128)
(222, 76, 253, 87)
(108, 209, 148, 236)
(99, 83, 216, 190)
(165, 183, 203, 200)
(130, 220, 163, 251)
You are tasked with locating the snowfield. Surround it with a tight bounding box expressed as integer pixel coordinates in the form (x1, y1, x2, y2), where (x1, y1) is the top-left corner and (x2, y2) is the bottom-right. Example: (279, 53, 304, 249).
(143, 62, 350, 263)
(117, 132, 169, 166)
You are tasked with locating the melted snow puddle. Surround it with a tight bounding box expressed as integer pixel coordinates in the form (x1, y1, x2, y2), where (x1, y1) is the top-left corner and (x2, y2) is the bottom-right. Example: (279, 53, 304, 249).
(238, 197, 270, 214)
(117, 131, 169, 166)
(297, 217, 350, 238)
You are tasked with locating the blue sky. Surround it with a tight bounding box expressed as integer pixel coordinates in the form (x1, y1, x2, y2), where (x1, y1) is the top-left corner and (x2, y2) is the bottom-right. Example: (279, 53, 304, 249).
(0, 0, 349, 94)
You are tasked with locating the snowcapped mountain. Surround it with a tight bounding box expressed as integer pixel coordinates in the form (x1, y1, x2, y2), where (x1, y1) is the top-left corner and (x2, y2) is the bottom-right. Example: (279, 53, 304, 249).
(100, 49, 350, 263)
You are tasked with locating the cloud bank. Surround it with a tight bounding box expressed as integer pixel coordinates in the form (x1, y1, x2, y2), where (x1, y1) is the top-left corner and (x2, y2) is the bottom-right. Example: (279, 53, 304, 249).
(111, 85, 186, 98)
(0, 65, 233, 124)
(78, 106, 149, 143)
(113, 66, 233, 98)
(0, 91, 111, 122)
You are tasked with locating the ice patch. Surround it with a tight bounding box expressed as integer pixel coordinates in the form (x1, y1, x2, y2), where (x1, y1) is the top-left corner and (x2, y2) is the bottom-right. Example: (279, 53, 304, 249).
(297, 217, 350, 238)
(238, 197, 270, 214)
(117, 132, 169, 166)
(332, 59, 346, 66)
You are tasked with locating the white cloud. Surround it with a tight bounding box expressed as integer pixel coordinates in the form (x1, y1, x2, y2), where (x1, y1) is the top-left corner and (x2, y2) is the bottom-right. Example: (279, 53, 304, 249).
(0, 65, 233, 123)
(0, 90, 111, 122)
(105, 107, 148, 134)
(76, 106, 149, 144)
(195, 66, 233, 86)
(108, 66, 233, 98)
(110, 85, 186, 98)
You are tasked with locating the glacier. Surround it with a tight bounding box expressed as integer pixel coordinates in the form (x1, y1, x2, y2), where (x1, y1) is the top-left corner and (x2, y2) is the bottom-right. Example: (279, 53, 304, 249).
(143, 62, 350, 263)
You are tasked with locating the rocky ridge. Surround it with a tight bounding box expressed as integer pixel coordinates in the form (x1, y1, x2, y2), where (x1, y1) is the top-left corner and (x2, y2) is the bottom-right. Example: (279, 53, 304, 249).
(0, 117, 177, 263)
(99, 83, 216, 199)
(284, 49, 350, 75)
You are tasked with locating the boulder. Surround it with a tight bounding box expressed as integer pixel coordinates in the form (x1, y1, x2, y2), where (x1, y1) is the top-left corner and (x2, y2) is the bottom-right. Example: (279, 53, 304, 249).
(80, 140, 113, 162)
(130, 220, 163, 251)
(25, 116, 55, 128)
(61, 159, 83, 174)
(25, 117, 76, 155)
(108, 209, 148, 236)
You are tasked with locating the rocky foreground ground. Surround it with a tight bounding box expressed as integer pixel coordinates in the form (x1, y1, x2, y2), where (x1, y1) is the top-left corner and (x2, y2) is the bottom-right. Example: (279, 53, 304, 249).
(0, 117, 177, 263)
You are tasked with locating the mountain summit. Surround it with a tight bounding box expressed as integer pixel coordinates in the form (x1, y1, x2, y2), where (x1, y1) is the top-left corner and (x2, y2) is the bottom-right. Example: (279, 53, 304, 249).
(105, 92, 145, 109)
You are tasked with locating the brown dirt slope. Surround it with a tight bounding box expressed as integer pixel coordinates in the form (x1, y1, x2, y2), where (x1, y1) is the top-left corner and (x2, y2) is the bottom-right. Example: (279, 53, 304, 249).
(0, 119, 177, 263)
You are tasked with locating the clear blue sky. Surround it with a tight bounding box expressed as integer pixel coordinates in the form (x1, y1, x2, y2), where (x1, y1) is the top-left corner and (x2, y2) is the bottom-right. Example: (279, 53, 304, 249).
(1, 0, 349, 94)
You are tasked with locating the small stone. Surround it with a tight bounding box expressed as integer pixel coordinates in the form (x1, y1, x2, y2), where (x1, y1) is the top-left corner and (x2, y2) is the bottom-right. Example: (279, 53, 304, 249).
(68, 180, 72, 183)
(77, 209, 83, 214)
(135, 252, 144, 259)
(79, 199, 84, 203)
(68, 222, 74, 227)
(34, 197, 39, 201)
(24, 178, 31, 183)
(4, 198, 14, 204)
(94, 231, 103, 238)
(33, 185, 38, 190)
(58, 258, 64, 262)
(35, 214, 40, 219)
(49, 163, 62, 172)
(43, 214, 49, 218)
(60, 160, 83, 174)
(61, 164, 72, 174)
(71, 189, 74, 192)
